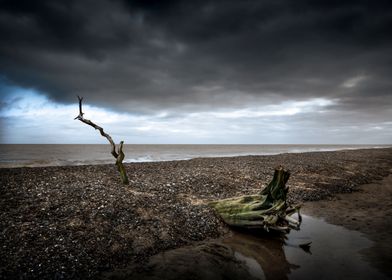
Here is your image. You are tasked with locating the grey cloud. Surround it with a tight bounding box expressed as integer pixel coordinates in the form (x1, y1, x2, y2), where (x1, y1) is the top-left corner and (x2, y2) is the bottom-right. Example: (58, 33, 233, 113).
(0, 0, 391, 117)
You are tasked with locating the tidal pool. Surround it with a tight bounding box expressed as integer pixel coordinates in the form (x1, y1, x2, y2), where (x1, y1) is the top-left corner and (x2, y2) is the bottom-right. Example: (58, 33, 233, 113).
(225, 215, 388, 280)
(106, 215, 388, 280)
(283, 215, 387, 279)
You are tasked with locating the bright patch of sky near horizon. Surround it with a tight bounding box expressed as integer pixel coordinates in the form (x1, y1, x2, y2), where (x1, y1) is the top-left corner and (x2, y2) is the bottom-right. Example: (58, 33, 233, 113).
(1, 85, 391, 144)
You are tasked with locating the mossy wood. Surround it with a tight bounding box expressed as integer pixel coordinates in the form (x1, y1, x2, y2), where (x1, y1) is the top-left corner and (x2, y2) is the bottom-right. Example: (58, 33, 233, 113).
(209, 166, 301, 232)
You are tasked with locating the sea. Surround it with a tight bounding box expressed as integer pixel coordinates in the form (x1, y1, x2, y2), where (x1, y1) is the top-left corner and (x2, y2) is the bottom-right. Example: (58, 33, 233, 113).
(0, 144, 389, 168)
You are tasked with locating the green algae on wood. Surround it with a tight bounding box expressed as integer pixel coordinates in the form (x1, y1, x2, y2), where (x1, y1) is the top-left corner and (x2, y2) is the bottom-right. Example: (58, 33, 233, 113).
(209, 166, 301, 232)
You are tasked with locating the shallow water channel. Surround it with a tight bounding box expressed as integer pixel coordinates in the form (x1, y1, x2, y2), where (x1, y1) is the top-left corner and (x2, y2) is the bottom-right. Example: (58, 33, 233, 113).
(112, 215, 388, 280)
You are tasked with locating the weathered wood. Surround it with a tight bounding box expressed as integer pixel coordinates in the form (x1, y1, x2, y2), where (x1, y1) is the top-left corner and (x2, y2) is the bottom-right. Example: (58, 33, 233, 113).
(116, 141, 129, 185)
(209, 166, 301, 232)
(75, 96, 129, 184)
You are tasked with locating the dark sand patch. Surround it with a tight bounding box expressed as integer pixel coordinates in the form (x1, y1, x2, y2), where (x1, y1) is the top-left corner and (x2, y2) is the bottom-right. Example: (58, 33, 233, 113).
(304, 173, 392, 277)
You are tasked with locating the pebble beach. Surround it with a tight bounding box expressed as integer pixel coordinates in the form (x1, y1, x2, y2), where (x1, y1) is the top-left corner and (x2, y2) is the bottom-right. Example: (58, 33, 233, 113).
(1, 148, 392, 279)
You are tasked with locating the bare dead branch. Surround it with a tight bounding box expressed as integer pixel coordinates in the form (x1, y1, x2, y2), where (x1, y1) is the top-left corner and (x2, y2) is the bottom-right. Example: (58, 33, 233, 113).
(117, 141, 125, 164)
(116, 141, 129, 184)
(75, 95, 84, 119)
(75, 96, 118, 158)
(75, 96, 129, 184)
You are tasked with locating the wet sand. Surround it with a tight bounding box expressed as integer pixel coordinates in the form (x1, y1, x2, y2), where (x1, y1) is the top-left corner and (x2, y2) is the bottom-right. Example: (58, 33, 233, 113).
(0, 148, 392, 279)
(106, 215, 387, 280)
(304, 173, 392, 278)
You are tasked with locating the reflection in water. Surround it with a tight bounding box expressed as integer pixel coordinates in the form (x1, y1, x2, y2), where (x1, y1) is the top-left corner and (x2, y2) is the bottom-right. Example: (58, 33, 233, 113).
(104, 215, 388, 280)
(223, 231, 296, 280)
(285, 215, 388, 280)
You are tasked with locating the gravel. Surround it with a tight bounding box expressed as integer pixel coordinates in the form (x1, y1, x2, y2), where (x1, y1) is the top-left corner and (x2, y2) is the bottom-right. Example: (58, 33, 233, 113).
(0, 148, 391, 279)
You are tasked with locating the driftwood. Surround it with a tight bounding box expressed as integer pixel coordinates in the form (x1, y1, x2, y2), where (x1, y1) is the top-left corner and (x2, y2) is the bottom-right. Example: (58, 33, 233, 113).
(74, 96, 129, 184)
(209, 166, 301, 232)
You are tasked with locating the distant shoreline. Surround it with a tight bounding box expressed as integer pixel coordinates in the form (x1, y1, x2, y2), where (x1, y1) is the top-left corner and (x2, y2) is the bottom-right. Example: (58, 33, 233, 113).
(0, 144, 390, 168)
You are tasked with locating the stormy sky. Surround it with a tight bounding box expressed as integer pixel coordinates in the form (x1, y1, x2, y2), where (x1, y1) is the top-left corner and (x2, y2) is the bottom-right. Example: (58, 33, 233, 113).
(0, 0, 391, 144)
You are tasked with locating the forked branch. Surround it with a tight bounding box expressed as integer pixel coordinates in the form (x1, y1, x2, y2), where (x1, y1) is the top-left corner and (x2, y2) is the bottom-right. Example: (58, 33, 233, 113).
(75, 96, 129, 184)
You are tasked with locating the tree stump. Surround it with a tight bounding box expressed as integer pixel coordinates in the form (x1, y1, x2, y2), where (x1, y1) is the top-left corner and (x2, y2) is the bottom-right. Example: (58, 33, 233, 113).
(209, 166, 301, 232)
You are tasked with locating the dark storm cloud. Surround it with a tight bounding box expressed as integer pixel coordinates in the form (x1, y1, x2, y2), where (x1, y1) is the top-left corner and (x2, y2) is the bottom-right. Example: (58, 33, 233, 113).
(0, 0, 391, 114)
